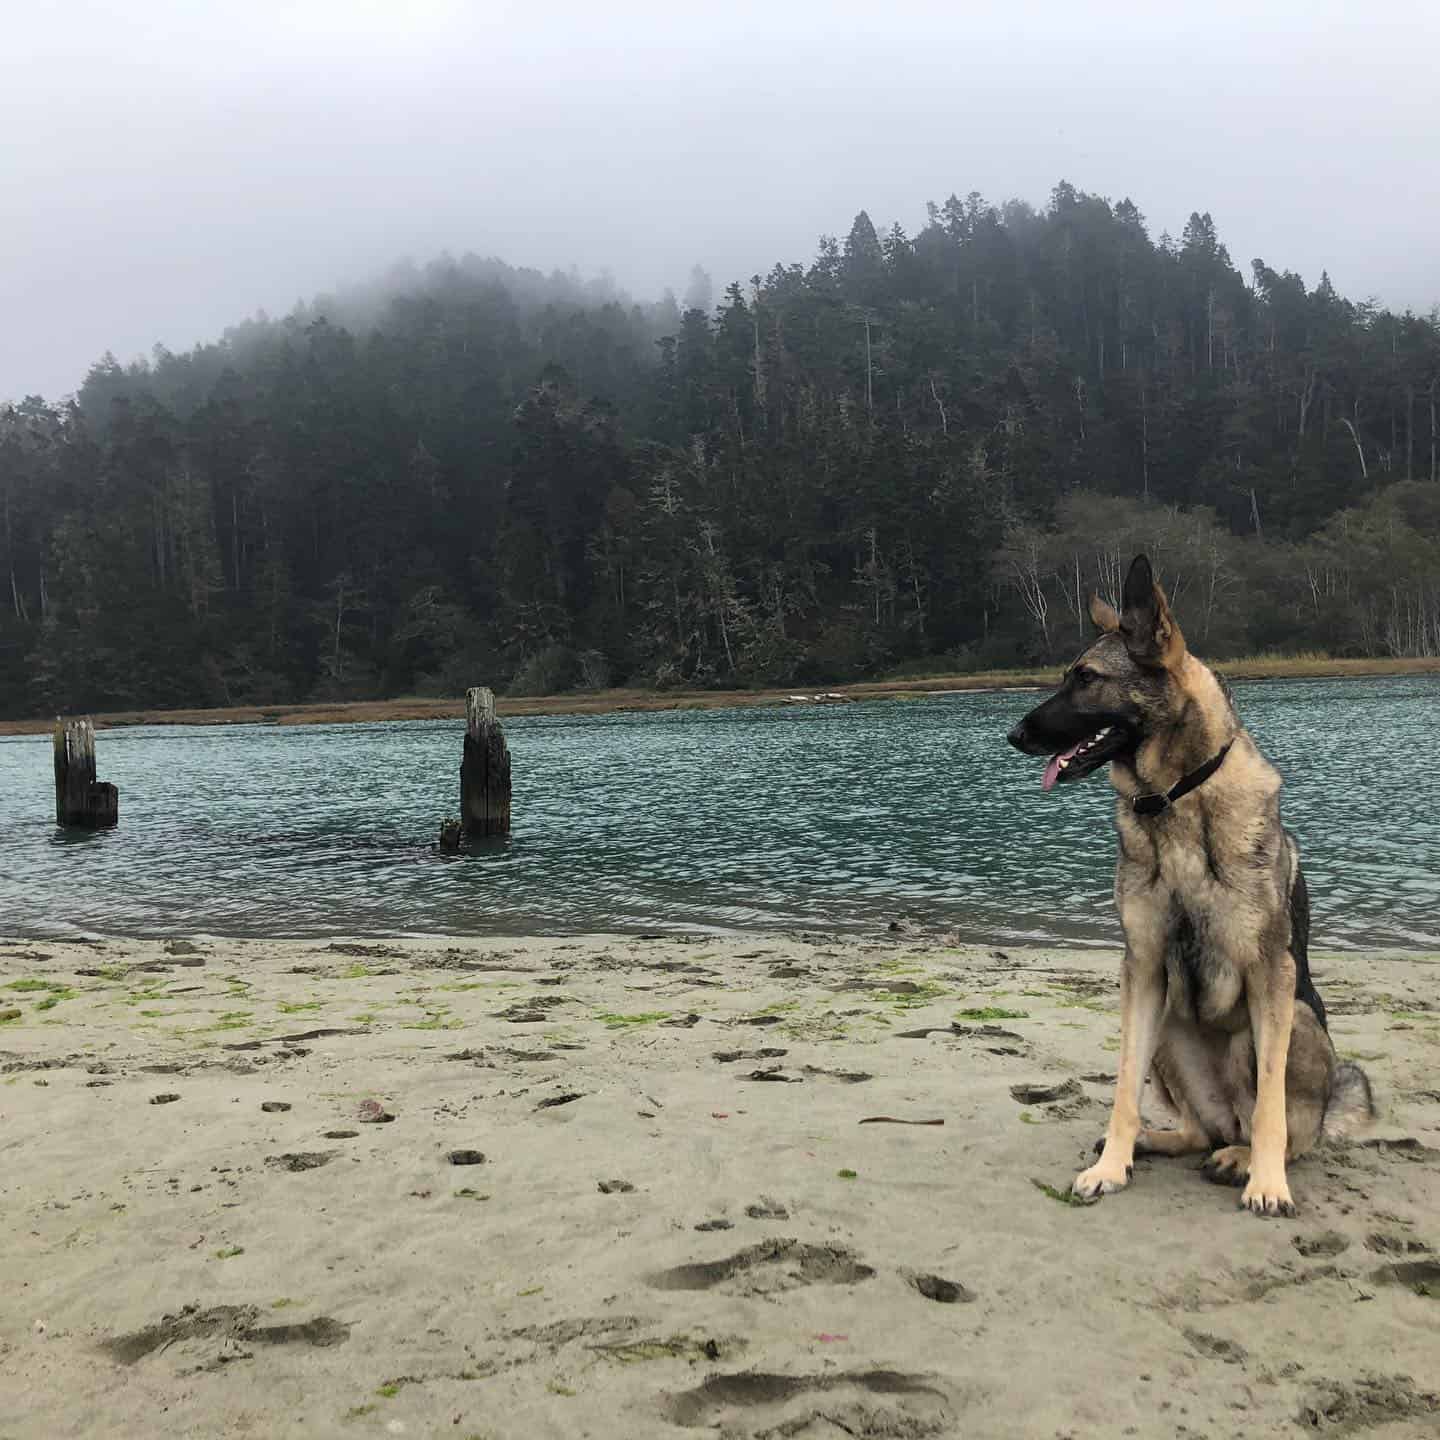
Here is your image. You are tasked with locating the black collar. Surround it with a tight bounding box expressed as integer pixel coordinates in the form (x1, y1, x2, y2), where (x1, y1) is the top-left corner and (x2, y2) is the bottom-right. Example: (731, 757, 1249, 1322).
(1131, 742, 1233, 817)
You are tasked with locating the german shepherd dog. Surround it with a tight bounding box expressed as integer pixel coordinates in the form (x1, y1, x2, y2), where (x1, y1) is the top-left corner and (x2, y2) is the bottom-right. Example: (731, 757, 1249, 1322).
(1007, 555, 1374, 1216)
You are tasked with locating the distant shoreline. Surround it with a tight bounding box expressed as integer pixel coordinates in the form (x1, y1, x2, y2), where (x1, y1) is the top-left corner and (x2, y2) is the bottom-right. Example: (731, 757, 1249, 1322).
(1, 654, 1436, 736)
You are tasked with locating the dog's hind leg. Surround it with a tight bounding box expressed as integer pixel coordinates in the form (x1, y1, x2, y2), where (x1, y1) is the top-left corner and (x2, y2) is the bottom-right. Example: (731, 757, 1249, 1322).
(1136, 1122, 1210, 1157)
(1095, 1066, 1208, 1157)
(1281, 1001, 1330, 1159)
(1138, 1023, 1235, 1156)
(1132, 1061, 1209, 1157)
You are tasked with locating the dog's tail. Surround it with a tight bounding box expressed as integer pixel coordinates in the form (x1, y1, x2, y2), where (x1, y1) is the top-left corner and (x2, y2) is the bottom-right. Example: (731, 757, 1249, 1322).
(1322, 1062, 1377, 1140)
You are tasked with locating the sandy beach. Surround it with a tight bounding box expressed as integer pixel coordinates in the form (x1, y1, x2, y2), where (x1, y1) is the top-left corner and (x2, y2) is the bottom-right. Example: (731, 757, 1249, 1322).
(2, 931, 1438, 1439)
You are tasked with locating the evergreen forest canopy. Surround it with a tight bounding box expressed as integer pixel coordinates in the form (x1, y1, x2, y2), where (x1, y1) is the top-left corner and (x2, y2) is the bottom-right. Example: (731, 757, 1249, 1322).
(3, 182, 1439, 718)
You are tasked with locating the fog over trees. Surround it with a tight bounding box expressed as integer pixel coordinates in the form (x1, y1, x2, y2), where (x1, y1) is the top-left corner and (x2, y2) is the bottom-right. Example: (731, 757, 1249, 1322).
(3, 183, 1439, 715)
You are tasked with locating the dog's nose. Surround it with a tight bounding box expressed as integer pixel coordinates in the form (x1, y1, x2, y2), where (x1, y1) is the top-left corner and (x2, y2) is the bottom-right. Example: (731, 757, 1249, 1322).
(1006, 721, 1028, 751)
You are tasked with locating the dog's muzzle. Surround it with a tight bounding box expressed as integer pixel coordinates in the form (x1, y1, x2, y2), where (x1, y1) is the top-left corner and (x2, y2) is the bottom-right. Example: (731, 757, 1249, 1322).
(1006, 721, 1045, 756)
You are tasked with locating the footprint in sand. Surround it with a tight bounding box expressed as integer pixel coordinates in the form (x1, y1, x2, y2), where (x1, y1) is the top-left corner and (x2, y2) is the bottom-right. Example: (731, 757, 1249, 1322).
(907, 1272, 974, 1304)
(659, 1368, 956, 1433)
(648, 1238, 874, 1295)
(1008, 1079, 1079, 1105)
(1364, 1233, 1433, 1255)
(801, 1064, 872, 1083)
(1292, 1231, 1350, 1258)
(266, 1152, 336, 1172)
(898, 1022, 1025, 1043)
(1297, 1374, 1440, 1430)
(102, 1305, 350, 1366)
(744, 1197, 788, 1220)
(1370, 1259, 1440, 1296)
(1182, 1327, 1249, 1364)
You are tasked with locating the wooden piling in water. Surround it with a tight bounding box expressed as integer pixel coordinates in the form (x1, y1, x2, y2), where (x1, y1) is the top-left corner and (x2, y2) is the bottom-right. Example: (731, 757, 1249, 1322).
(53, 718, 119, 828)
(460, 687, 511, 837)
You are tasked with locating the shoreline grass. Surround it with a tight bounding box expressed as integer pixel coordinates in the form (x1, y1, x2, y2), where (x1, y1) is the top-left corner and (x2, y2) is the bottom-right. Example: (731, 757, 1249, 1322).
(1, 653, 1435, 736)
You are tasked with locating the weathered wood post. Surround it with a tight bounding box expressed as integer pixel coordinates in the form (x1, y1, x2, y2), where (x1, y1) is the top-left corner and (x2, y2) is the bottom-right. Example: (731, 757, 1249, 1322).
(53, 718, 119, 828)
(460, 687, 511, 837)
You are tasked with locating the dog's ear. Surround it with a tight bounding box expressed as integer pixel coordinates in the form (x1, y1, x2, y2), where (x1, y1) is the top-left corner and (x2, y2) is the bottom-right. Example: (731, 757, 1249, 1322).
(1120, 554, 1186, 669)
(1088, 594, 1120, 633)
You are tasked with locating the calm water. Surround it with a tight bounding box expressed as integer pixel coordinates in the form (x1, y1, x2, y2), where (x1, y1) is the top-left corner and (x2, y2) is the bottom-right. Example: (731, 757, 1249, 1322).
(1, 677, 1435, 950)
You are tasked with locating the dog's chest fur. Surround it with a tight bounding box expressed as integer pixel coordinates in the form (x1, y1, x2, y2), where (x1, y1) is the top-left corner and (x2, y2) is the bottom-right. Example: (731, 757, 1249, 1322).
(1114, 746, 1288, 1029)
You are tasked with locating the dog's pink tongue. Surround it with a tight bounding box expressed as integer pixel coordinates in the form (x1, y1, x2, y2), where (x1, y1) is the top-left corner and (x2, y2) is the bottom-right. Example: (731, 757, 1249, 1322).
(1041, 740, 1084, 792)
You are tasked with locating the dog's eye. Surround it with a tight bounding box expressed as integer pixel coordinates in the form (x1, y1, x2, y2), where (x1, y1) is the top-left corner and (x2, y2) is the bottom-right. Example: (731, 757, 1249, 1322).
(1073, 667, 1096, 686)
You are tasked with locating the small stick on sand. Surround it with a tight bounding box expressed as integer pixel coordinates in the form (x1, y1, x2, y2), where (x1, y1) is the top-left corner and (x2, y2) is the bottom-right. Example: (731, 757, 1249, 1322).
(858, 1116, 945, 1126)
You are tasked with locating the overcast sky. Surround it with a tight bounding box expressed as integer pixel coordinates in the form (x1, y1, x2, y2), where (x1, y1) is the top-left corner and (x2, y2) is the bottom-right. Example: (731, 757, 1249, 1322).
(3, 0, 1437, 403)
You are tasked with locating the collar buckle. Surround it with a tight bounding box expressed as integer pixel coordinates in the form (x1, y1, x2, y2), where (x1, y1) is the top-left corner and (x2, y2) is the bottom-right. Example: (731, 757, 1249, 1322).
(1130, 741, 1233, 819)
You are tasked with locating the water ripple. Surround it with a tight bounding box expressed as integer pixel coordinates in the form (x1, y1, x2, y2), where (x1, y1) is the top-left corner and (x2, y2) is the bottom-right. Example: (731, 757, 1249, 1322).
(1, 675, 1435, 949)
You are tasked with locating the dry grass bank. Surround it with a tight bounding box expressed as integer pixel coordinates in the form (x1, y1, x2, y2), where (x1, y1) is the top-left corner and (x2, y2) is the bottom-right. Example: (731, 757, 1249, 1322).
(1, 654, 1435, 736)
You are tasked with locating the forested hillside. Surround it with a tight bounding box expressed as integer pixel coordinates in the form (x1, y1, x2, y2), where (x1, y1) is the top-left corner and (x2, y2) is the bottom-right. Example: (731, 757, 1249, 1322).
(3, 183, 1439, 716)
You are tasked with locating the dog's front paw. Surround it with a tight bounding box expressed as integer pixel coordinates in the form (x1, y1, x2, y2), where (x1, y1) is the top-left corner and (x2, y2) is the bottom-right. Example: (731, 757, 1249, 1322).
(1240, 1172, 1296, 1218)
(1072, 1158, 1132, 1199)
